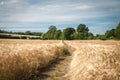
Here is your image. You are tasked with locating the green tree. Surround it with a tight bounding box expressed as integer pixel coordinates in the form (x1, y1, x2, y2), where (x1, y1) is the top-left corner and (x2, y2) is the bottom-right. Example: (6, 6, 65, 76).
(54, 30, 62, 40)
(0, 29, 7, 33)
(63, 27, 75, 40)
(71, 32, 79, 40)
(77, 24, 89, 39)
(46, 25, 57, 39)
(95, 34, 106, 40)
(32, 32, 43, 36)
(25, 31, 32, 35)
(88, 32, 94, 40)
(105, 29, 115, 39)
(115, 22, 120, 39)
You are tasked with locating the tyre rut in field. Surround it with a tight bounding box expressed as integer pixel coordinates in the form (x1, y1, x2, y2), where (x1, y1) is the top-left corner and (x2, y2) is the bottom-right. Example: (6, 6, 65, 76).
(35, 41, 75, 80)
(38, 55, 71, 80)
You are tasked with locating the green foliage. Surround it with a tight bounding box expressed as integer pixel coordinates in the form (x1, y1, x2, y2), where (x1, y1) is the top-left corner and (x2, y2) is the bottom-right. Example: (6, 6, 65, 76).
(0, 29, 8, 33)
(54, 30, 62, 40)
(77, 24, 89, 33)
(45, 25, 57, 39)
(115, 22, 120, 40)
(41, 33, 47, 40)
(42, 26, 62, 40)
(110, 36, 116, 40)
(1, 22, 120, 40)
(0, 30, 43, 36)
(25, 31, 32, 35)
(77, 24, 89, 39)
(88, 32, 94, 40)
(105, 29, 115, 39)
(71, 32, 78, 39)
(103, 22, 120, 40)
(0, 34, 20, 39)
(95, 34, 106, 40)
(100, 35, 107, 40)
(63, 27, 75, 40)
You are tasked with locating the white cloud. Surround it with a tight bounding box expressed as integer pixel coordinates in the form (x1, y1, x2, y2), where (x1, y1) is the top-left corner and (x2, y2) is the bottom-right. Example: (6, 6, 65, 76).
(0, 0, 120, 34)
(0, 0, 96, 23)
(5, 0, 21, 4)
(99, 22, 114, 25)
(73, 5, 94, 10)
(0, 1, 4, 5)
(6, 13, 78, 22)
(26, 3, 94, 15)
(8, 0, 19, 4)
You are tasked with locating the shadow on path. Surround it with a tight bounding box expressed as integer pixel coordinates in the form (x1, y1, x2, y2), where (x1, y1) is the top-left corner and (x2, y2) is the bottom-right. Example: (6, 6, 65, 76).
(37, 57, 65, 79)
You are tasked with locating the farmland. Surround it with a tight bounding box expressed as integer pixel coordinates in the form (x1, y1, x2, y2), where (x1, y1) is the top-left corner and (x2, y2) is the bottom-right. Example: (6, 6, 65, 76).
(0, 39, 120, 80)
(68, 40, 120, 80)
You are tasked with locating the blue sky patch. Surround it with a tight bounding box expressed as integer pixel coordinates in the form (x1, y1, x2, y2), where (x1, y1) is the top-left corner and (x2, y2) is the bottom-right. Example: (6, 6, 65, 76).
(0, 0, 120, 34)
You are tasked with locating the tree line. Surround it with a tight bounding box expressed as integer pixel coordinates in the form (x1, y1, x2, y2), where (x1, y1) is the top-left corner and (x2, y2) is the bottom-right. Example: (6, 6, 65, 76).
(0, 30, 43, 36)
(42, 24, 93, 40)
(95, 22, 120, 40)
(42, 23, 120, 40)
(0, 30, 42, 39)
(0, 22, 120, 40)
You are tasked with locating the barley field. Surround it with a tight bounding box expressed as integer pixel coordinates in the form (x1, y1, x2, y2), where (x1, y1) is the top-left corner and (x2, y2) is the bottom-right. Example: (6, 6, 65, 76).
(0, 39, 120, 80)
(68, 40, 120, 80)
(0, 39, 70, 80)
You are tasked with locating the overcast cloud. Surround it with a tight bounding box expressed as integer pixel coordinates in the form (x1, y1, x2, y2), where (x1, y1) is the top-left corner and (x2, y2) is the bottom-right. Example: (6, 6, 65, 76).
(0, 0, 120, 34)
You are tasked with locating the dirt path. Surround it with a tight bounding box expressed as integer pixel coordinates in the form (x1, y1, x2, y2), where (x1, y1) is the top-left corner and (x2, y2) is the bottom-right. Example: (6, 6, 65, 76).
(35, 41, 76, 80)
(38, 55, 71, 80)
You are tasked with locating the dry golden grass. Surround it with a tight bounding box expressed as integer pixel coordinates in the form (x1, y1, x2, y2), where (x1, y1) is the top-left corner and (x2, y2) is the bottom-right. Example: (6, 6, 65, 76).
(68, 41, 120, 80)
(0, 39, 120, 80)
(0, 39, 70, 80)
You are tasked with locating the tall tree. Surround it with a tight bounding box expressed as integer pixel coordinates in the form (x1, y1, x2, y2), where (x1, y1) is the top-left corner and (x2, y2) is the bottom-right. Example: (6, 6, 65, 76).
(46, 25, 57, 39)
(54, 30, 62, 40)
(25, 31, 32, 35)
(77, 24, 89, 39)
(105, 29, 115, 39)
(88, 32, 94, 39)
(63, 27, 75, 40)
(115, 22, 120, 39)
(95, 34, 106, 40)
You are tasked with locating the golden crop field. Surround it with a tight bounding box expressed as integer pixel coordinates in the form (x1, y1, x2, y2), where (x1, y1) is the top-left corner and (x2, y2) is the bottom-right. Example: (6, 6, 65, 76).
(0, 39, 71, 80)
(0, 39, 120, 80)
(68, 40, 120, 80)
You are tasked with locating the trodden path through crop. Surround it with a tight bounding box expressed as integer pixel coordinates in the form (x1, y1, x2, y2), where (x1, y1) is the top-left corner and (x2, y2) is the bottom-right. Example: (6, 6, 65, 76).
(38, 55, 72, 80)
(36, 41, 77, 80)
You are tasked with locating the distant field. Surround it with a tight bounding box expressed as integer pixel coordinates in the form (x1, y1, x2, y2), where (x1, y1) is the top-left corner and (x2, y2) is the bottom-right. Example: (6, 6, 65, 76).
(0, 33, 41, 39)
(0, 39, 120, 80)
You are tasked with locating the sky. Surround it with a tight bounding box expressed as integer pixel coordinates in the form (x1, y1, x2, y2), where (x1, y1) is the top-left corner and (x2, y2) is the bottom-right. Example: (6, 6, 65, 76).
(0, 0, 120, 35)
